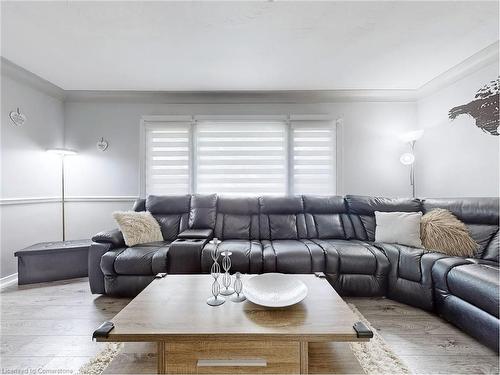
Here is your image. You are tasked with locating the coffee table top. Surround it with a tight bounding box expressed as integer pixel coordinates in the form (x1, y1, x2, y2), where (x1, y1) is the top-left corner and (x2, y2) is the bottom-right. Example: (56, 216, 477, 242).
(99, 274, 364, 343)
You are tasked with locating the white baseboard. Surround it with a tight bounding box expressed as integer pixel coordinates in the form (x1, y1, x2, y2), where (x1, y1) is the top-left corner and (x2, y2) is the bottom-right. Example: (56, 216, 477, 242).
(0, 273, 18, 289)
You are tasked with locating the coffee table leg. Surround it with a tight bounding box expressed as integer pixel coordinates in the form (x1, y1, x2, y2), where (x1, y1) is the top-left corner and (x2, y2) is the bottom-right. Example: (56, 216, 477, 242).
(157, 341, 166, 374)
(300, 341, 309, 374)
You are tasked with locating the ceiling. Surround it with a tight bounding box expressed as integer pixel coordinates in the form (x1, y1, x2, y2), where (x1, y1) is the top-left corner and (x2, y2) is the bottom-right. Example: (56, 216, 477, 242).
(1, 1, 498, 91)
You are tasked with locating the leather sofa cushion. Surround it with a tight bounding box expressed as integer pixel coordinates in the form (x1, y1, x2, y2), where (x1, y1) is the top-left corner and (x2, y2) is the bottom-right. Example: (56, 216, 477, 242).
(154, 214, 189, 241)
(259, 196, 303, 214)
(146, 195, 191, 214)
(345, 195, 421, 215)
(321, 240, 378, 274)
(261, 239, 325, 273)
(302, 195, 346, 239)
(467, 224, 498, 256)
(270, 214, 298, 240)
(105, 242, 171, 276)
(201, 240, 263, 274)
(482, 230, 499, 262)
(259, 197, 307, 240)
(220, 214, 252, 239)
(214, 196, 260, 240)
(177, 229, 213, 239)
(303, 195, 346, 214)
(422, 197, 499, 225)
(218, 196, 259, 214)
(313, 214, 346, 239)
(189, 194, 217, 229)
(448, 263, 499, 318)
(132, 198, 146, 212)
(347, 214, 376, 241)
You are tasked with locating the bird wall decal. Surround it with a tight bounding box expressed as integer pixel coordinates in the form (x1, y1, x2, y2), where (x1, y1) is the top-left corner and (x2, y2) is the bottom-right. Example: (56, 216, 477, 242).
(448, 77, 499, 136)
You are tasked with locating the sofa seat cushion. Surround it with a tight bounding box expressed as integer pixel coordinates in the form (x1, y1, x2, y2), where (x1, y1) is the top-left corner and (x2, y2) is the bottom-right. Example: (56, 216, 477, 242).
(314, 239, 381, 274)
(313, 239, 390, 296)
(201, 240, 263, 274)
(261, 239, 325, 273)
(101, 241, 171, 276)
(374, 243, 448, 310)
(447, 263, 499, 318)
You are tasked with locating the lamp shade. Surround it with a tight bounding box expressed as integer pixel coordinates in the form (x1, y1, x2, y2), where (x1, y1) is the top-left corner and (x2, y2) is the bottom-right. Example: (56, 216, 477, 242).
(400, 152, 415, 165)
(399, 129, 424, 143)
(46, 148, 78, 156)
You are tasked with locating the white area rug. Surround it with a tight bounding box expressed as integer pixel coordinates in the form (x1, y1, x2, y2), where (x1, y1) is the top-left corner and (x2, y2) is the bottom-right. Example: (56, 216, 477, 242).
(348, 303, 412, 374)
(78, 304, 412, 374)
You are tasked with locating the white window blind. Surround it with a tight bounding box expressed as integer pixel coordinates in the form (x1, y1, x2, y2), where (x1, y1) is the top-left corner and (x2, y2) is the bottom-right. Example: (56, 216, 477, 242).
(291, 121, 336, 195)
(195, 121, 287, 195)
(142, 117, 337, 196)
(144, 122, 191, 195)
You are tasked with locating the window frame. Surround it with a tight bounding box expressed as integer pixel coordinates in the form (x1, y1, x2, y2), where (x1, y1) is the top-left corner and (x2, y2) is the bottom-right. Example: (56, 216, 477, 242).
(140, 115, 342, 197)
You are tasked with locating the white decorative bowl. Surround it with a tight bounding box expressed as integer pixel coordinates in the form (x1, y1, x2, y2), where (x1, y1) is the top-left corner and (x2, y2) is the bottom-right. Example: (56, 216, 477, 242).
(244, 273, 308, 308)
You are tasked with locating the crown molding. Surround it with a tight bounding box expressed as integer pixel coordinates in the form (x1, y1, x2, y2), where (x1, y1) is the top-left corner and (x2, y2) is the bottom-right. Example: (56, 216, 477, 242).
(64, 89, 416, 103)
(1, 57, 65, 100)
(417, 41, 499, 98)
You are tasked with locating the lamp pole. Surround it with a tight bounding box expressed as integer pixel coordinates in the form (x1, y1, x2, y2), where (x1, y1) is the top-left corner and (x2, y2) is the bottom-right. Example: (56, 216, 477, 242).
(409, 140, 416, 198)
(61, 155, 66, 241)
(47, 148, 77, 242)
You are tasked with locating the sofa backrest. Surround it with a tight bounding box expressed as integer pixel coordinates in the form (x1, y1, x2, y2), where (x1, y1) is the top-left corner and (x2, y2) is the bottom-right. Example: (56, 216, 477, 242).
(145, 195, 191, 241)
(189, 194, 217, 229)
(422, 197, 499, 261)
(302, 195, 349, 239)
(259, 196, 306, 240)
(345, 195, 422, 241)
(215, 196, 260, 240)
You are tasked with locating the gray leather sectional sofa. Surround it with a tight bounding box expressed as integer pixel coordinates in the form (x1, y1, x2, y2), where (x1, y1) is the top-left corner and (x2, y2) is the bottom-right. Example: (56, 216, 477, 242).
(89, 194, 499, 351)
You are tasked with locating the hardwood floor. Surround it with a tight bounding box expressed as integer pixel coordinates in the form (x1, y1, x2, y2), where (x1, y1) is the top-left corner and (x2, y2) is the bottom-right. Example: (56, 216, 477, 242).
(1, 278, 498, 374)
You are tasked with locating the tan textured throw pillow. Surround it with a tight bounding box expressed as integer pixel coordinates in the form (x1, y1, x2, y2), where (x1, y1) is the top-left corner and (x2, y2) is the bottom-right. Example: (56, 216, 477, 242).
(112, 211, 163, 247)
(420, 208, 478, 257)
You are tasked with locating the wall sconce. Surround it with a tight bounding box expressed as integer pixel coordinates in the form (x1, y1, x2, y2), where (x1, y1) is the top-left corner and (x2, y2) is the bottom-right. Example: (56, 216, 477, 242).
(9, 108, 26, 126)
(399, 129, 424, 198)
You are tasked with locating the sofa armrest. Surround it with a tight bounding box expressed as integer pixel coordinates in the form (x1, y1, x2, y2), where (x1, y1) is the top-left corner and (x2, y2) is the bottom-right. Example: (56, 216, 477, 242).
(88, 242, 112, 294)
(177, 229, 214, 240)
(432, 257, 472, 292)
(92, 228, 125, 248)
(167, 238, 209, 273)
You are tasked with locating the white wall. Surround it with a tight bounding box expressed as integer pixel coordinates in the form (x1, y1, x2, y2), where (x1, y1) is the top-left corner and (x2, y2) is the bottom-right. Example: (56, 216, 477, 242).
(417, 60, 499, 197)
(62, 100, 417, 239)
(1, 71, 65, 277)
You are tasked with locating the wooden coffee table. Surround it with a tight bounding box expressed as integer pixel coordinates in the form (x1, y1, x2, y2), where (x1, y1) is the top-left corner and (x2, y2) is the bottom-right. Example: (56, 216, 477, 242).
(96, 274, 370, 374)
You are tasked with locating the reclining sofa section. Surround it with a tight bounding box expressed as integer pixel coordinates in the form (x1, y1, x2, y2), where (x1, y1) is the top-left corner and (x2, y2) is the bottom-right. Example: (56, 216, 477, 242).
(89, 194, 499, 351)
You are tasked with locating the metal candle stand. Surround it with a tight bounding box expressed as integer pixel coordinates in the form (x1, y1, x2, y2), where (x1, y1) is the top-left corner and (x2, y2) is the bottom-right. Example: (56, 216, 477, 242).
(220, 250, 234, 296)
(230, 272, 246, 302)
(207, 238, 246, 305)
(206, 238, 224, 306)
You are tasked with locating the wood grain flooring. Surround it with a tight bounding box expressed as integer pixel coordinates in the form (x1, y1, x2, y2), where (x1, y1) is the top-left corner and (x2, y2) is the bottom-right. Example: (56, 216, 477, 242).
(1, 278, 498, 374)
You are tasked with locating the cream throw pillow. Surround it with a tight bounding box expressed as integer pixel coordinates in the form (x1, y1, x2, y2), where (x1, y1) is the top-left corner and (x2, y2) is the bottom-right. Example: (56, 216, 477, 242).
(375, 211, 423, 247)
(420, 208, 478, 257)
(112, 211, 163, 247)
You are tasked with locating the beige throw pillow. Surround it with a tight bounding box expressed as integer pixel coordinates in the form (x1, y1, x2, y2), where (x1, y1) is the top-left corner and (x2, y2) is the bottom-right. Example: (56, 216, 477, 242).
(112, 211, 163, 247)
(375, 211, 423, 247)
(420, 208, 478, 257)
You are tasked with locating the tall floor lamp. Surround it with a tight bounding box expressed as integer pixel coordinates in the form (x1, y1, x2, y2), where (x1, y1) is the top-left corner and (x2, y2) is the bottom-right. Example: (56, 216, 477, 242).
(399, 130, 424, 198)
(47, 148, 78, 241)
